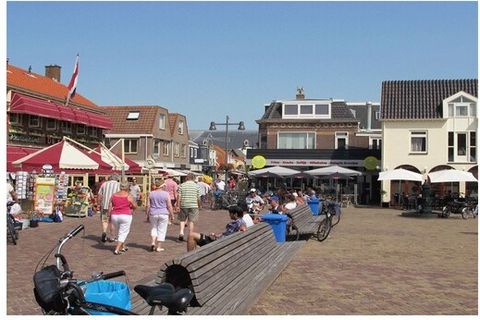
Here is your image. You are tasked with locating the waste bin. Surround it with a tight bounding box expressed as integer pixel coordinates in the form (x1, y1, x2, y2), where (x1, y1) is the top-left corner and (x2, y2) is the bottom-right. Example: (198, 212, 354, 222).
(83, 280, 131, 315)
(307, 199, 320, 215)
(261, 213, 288, 243)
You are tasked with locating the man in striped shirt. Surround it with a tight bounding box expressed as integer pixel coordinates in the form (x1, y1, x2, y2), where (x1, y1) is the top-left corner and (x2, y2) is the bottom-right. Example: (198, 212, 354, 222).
(97, 174, 120, 242)
(176, 173, 200, 242)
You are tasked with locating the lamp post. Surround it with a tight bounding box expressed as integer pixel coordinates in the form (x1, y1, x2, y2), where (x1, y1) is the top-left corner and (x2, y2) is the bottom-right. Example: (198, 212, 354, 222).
(209, 115, 245, 188)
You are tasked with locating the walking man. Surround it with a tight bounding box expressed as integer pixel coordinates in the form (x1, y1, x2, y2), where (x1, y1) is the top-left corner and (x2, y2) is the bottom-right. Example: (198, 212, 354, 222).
(97, 174, 120, 242)
(176, 173, 200, 241)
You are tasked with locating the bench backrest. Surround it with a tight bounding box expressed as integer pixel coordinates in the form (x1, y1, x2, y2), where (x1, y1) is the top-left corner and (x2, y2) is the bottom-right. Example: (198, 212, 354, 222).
(158, 222, 277, 306)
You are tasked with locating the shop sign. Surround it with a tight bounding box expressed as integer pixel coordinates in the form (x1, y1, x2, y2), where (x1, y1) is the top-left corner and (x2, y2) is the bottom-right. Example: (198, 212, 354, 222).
(247, 158, 363, 167)
(9, 133, 41, 144)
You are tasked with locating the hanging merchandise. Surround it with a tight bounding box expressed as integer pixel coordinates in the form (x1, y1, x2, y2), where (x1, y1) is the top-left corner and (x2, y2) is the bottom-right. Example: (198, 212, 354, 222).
(55, 172, 69, 201)
(15, 171, 29, 200)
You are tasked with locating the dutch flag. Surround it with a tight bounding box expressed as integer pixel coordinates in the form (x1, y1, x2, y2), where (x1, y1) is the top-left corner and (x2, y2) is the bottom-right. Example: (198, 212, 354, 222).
(65, 54, 79, 106)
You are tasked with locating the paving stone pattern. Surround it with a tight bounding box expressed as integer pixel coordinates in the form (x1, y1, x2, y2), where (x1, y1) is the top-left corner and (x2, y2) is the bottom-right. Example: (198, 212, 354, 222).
(250, 207, 478, 315)
(7, 206, 478, 315)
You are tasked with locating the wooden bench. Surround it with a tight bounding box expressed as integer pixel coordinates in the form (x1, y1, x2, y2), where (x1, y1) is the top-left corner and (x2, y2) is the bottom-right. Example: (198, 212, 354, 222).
(287, 204, 324, 237)
(131, 222, 305, 315)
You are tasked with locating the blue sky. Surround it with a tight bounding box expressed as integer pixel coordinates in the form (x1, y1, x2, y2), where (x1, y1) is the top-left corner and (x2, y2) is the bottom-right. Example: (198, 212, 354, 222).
(7, 1, 478, 130)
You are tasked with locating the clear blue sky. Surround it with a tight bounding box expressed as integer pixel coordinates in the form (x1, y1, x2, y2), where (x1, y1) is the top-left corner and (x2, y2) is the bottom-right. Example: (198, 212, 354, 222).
(7, 1, 478, 130)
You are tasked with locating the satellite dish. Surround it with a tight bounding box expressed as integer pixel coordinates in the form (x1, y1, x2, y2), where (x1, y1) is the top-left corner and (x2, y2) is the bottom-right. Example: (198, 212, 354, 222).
(243, 139, 249, 147)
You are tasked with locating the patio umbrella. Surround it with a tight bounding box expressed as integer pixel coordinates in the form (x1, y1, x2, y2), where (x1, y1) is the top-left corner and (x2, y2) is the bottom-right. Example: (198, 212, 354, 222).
(248, 166, 300, 177)
(254, 171, 284, 179)
(160, 168, 187, 177)
(304, 165, 362, 177)
(88, 145, 142, 174)
(428, 169, 478, 183)
(12, 140, 99, 171)
(377, 168, 423, 182)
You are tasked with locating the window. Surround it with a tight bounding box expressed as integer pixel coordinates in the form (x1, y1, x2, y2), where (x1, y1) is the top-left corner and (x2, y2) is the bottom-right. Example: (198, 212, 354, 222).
(457, 133, 467, 156)
(410, 131, 427, 153)
(315, 104, 329, 115)
(46, 118, 56, 130)
(159, 114, 166, 129)
(335, 132, 349, 150)
(90, 127, 98, 137)
(278, 132, 315, 149)
(284, 105, 297, 115)
(300, 105, 313, 115)
(370, 137, 382, 150)
(9, 113, 21, 125)
(163, 141, 170, 156)
(181, 144, 187, 157)
(448, 132, 454, 162)
(127, 112, 140, 120)
(153, 139, 160, 155)
(61, 121, 72, 133)
(174, 143, 180, 157)
(178, 121, 184, 135)
(455, 104, 468, 117)
(124, 139, 138, 154)
(77, 124, 86, 134)
(470, 132, 476, 162)
(375, 111, 380, 120)
(29, 115, 41, 128)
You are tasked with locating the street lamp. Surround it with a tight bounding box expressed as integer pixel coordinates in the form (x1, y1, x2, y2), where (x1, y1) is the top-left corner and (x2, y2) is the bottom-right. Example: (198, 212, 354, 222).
(209, 115, 245, 187)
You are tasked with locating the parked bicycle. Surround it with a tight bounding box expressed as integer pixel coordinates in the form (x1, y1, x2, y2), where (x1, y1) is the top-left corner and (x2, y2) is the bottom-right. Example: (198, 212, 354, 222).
(7, 201, 21, 245)
(33, 224, 193, 315)
(316, 200, 341, 242)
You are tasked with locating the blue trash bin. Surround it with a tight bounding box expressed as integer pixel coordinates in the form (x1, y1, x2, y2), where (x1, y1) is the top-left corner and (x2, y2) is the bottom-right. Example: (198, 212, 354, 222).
(83, 280, 131, 315)
(261, 213, 288, 243)
(307, 199, 320, 215)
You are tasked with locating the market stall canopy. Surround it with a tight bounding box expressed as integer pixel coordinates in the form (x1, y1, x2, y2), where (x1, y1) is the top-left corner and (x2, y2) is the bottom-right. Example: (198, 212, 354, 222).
(252, 171, 284, 179)
(304, 165, 362, 177)
(377, 168, 423, 182)
(160, 168, 187, 177)
(88, 145, 142, 173)
(12, 140, 99, 171)
(428, 169, 478, 183)
(7, 145, 39, 172)
(248, 166, 301, 177)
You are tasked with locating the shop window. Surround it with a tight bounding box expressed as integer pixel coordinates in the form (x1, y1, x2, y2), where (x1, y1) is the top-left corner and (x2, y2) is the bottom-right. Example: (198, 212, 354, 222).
(77, 124, 86, 135)
(448, 132, 454, 162)
(9, 113, 22, 125)
(61, 121, 72, 133)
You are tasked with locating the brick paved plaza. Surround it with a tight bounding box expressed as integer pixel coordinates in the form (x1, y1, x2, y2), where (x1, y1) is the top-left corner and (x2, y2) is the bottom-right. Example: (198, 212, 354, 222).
(7, 206, 478, 315)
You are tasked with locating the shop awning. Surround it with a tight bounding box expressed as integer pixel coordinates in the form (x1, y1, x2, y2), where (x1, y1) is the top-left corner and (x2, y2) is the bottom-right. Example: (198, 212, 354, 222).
(7, 145, 40, 172)
(88, 112, 113, 130)
(9, 93, 112, 129)
(10, 93, 63, 121)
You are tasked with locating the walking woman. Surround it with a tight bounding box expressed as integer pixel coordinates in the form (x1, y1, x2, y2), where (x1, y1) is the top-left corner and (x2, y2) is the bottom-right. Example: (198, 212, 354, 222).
(146, 178, 173, 252)
(109, 182, 137, 255)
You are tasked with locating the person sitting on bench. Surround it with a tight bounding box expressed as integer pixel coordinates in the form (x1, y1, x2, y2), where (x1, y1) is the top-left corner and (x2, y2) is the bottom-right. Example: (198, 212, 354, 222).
(187, 206, 247, 251)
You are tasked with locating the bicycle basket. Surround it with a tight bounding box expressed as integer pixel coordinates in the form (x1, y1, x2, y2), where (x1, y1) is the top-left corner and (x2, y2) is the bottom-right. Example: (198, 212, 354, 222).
(82, 280, 131, 315)
(33, 265, 67, 313)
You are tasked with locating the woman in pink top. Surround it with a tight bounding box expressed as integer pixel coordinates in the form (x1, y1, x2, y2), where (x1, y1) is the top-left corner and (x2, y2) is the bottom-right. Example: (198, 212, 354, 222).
(109, 182, 137, 255)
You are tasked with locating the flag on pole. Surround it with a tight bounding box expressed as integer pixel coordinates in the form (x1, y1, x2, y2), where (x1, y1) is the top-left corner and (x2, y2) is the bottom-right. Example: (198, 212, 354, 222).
(65, 54, 79, 106)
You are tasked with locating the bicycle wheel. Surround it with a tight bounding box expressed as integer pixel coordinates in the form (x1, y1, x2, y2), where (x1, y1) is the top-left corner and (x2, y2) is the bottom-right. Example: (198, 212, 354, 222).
(316, 217, 332, 242)
(331, 211, 341, 227)
(7, 216, 17, 245)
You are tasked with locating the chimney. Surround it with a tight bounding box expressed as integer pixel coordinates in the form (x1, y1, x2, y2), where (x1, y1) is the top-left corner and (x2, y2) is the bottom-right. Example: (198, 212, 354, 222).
(45, 65, 61, 82)
(296, 87, 305, 100)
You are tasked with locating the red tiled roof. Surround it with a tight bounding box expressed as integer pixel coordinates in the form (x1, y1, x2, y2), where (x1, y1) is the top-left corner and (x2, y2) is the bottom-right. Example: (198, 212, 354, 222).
(103, 106, 163, 134)
(7, 64, 100, 111)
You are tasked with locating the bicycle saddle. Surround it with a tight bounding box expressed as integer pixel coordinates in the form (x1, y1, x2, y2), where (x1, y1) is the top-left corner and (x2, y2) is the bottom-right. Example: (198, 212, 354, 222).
(134, 283, 193, 311)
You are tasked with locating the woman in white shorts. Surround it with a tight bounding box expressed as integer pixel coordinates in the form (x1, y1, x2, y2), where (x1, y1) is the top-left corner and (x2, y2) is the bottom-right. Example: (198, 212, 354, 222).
(109, 182, 137, 255)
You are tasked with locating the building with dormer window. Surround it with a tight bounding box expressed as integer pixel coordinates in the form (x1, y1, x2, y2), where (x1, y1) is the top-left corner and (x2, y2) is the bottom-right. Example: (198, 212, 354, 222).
(380, 79, 478, 204)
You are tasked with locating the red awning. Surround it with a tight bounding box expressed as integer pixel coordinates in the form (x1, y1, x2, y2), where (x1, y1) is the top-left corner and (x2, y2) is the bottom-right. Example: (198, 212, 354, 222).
(7, 145, 40, 172)
(58, 105, 77, 123)
(9, 93, 112, 129)
(10, 93, 63, 121)
(73, 109, 91, 125)
(88, 112, 113, 130)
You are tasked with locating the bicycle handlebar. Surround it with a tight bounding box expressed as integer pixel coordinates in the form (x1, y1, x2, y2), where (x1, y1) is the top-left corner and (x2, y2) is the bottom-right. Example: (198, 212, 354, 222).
(102, 270, 126, 280)
(69, 225, 85, 238)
